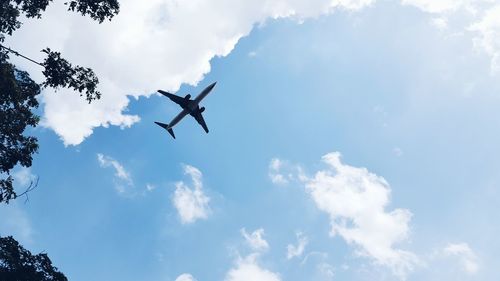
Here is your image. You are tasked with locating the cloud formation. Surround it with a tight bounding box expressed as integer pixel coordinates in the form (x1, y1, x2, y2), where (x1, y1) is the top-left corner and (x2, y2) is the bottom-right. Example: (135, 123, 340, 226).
(224, 227, 281, 281)
(268, 158, 306, 185)
(97, 153, 133, 194)
(401, 0, 469, 13)
(469, 4, 500, 73)
(7, 0, 500, 145)
(225, 254, 281, 281)
(172, 165, 211, 224)
(302, 152, 418, 278)
(12, 167, 37, 187)
(286, 232, 308, 260)
(241, 228, 270, 252)
(443, 243, 479, 274)
(175, 273, 197, 281)
(7, 0, 376, 145)
(268, 158, 291, 185)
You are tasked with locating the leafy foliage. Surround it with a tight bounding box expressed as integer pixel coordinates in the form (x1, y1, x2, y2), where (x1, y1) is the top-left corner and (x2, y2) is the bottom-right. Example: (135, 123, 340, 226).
(0, 53, 39, 203)
(0, 0, 119, 41)
(42, 48, 101, 103)
(0, 0, 120, 204)
(66, 0, 120, 23)
(0, 236, 68, 281)
(0, 0, 51, 41)
(0, 176, 15, 204)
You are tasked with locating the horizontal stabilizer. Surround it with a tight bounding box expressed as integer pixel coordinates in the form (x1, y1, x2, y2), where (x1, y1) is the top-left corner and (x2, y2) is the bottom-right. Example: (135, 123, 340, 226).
(154, 121, 176, 139)
(154, 121, 168, 130)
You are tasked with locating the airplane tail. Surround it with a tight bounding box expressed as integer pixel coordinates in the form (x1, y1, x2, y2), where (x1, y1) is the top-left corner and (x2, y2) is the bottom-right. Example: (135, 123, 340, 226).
(154, 121, 176, 139)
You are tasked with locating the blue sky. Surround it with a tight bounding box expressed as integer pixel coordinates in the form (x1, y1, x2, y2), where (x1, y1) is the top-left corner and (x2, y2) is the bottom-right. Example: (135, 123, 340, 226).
(2, 0, 500, 280)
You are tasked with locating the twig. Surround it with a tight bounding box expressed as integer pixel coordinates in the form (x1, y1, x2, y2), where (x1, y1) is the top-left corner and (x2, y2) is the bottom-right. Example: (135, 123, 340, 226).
(15, 176, 40, 204)
(0, 44, 44, 67)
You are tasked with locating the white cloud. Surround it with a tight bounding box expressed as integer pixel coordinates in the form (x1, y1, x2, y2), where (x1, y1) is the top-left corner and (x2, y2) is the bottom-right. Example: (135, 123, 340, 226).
(401, 0, 470, 13)
(400, 1, 500, 74)
(97, 153, 133, 194)
(317, 262, 336, 280)
(241, 228, 269, 252)
(172, 165, 211, 224)
(7, 0, 500, 145)
(469, 4, 500, 73)
(175, 273, 197, 281)
(225, 254, 281, 281)
(146, 183, 156, 192)
(443, 243, 479, 274)
(269, 158, 289, 185)
(300, 251, 329, 266)
(302, 152, 418, 278)
(12, 167, 37, 187)
(286, 232, 308, 259)
(224, 227, 280, 281)
(431, 17, 448, 30)
(6, 0, 375, 145)
(269, 158, 307, 185)
(12, 167, 36, 186)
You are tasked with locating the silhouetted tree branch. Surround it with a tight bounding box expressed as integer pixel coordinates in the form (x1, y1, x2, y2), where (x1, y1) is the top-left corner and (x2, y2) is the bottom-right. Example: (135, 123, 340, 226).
(42, 48, 101, 103)
(0, 0, 120, 42)
(0, 0, 121, 204)
(66, 0, 119, 23)
(0, 57, 39, 204)
(17, 176, 39, 203)
(0, 236, 68, 281)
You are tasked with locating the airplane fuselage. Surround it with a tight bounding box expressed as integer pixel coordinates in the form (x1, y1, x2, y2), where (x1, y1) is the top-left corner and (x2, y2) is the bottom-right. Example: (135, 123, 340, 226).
(184, 100, 201, 113)
(165, 82, 216, 129)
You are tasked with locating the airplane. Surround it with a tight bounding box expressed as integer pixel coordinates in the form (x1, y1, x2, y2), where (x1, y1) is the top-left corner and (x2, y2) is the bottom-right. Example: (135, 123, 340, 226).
(155, 82, 216, 139)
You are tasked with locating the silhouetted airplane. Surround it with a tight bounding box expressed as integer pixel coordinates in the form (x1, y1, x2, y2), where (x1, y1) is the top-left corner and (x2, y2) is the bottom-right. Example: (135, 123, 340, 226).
(155, 82, 216, 139)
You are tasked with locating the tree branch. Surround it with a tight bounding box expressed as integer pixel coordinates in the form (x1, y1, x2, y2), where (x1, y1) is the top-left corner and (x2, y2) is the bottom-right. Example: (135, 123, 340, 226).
(0, 44, 44, 67)
(15, 176, 39, 204)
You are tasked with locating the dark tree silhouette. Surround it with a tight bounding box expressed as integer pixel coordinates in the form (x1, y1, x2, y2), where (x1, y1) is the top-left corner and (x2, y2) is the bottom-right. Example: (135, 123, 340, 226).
(0, 236, 68, 281)
(0, 0, 120, 203)
(0, 55, 40, 203)
(0, 0, 119, 40)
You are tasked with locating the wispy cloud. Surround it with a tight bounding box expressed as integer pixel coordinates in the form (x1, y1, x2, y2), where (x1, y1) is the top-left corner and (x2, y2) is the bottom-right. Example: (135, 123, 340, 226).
(241, 228, 269, 252)
(469, 4, 500, 73)
(172, 165, 211, 224)
(97, 153, 133, 194)
(317, 262, 335, 280)
(443, 243, 479, 274)
(12, 167, 37, 187)
(225, 229, 281, 281)
(146, 183, 156, 192)
(286, 232, 308, 260)
(269, 158, 289, 185)
(268, 158, 306, 185)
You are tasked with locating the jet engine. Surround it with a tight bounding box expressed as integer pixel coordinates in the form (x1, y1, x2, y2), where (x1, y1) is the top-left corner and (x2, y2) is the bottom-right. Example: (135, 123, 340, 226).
(199, 107, 205, 113)
(184, 94, 191, 100)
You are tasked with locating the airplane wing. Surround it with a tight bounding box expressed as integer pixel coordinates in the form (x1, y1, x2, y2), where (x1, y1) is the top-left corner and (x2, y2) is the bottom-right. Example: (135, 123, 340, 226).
(192, 111, 209, 133)
(158, 90, 186, 107)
